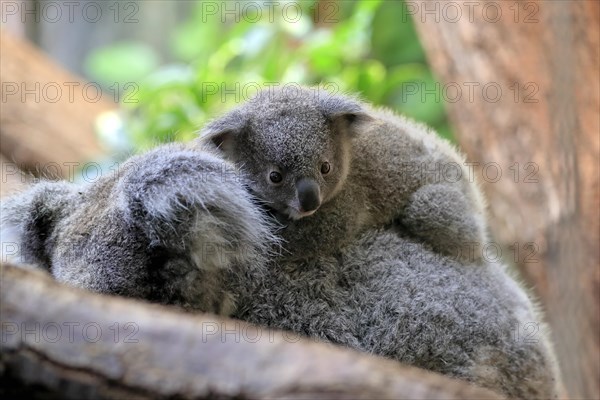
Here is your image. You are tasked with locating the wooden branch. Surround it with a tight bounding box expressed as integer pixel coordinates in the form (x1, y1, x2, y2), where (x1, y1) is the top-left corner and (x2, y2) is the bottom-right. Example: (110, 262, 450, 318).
(413, 1, 599, 398)
(0, 29, 111, 177)
(0, 264, 500, 399)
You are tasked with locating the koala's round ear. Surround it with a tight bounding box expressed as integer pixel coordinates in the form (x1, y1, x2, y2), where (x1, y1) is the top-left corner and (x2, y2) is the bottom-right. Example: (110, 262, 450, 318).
(199, 110, 247, 159)
(317, 93, 373, 136)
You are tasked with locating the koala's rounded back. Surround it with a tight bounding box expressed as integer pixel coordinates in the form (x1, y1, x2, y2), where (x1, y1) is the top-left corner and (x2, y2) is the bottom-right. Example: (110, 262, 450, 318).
(231, 227, 560, 399)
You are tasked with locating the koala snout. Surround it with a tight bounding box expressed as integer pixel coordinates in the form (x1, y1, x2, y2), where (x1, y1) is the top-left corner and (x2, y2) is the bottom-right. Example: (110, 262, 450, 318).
(296, 178, 321, 212)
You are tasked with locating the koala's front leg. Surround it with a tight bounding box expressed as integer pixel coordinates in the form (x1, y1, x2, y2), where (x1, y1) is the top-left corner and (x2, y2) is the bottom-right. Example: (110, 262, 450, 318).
(399, 183, 488, 264)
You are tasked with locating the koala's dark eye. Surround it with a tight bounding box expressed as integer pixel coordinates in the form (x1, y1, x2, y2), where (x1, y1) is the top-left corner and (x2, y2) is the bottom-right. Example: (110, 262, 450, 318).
(269, 171, 283, 184)
(320, 162, 331, 175)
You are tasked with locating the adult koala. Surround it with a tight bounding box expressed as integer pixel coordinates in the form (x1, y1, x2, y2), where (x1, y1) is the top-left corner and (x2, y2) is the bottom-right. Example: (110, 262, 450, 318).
(1, 144, 278, 313)
(1, 117, 560, 400)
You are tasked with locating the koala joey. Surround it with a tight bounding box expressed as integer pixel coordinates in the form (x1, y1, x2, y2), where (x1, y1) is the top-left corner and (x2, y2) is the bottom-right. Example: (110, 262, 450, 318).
(199, 86, 488, 263)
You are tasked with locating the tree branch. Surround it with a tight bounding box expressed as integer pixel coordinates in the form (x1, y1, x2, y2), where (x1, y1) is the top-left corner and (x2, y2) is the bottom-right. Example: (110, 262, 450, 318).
(1, 264, 500, 399)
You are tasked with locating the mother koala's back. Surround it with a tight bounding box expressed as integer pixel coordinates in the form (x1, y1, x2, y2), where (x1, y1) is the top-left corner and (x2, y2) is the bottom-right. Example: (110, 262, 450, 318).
(231, 228, 560, 399)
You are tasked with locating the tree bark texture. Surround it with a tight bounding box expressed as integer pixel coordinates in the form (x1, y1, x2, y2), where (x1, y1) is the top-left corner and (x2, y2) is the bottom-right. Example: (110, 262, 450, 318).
(413, 1, 599, 398)
(0, 29, 111, 178)
(0, 264, 501, 400)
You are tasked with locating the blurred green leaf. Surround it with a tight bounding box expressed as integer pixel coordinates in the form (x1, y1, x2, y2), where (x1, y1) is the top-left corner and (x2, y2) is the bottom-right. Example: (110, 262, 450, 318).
(85, 0, 454, 150)
(85, 42, 160, 86)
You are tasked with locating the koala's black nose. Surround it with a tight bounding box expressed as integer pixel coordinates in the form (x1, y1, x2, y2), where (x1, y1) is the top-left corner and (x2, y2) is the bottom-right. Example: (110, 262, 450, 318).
(296, 178, 321, 212)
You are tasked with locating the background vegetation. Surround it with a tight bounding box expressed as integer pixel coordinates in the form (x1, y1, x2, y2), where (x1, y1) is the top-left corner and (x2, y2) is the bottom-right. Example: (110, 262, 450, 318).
(85, 0, 452, 151)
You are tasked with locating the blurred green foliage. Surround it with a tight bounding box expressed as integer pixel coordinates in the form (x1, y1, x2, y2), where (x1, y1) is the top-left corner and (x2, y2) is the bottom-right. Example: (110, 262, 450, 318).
(86, 0, 452, 151)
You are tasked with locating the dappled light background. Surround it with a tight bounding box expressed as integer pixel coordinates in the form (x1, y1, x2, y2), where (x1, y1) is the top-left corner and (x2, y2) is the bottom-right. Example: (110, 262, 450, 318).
(3, 0, 452, 154)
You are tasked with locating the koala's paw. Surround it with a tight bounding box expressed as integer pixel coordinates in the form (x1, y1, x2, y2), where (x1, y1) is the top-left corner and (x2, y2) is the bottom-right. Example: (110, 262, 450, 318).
(400, 183, 487, 264)
(115, 144, 279, 272)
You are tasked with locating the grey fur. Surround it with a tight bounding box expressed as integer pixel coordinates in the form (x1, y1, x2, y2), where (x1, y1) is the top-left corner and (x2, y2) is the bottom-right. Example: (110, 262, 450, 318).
(231, 228, 560, 399)
(198, 87, 488, 263)
(1, 144, 278, 313)
(0, 90, 560, 398)
(191, 87, 560, 397)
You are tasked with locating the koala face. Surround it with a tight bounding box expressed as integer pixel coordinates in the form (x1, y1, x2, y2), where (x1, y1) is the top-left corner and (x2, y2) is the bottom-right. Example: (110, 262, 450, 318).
(237, 112, 352, 220)
(201, 87, 368, 220)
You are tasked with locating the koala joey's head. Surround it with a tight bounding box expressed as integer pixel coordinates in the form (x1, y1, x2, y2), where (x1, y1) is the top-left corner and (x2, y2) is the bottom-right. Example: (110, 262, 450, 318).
(200, 87, 371, 220)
